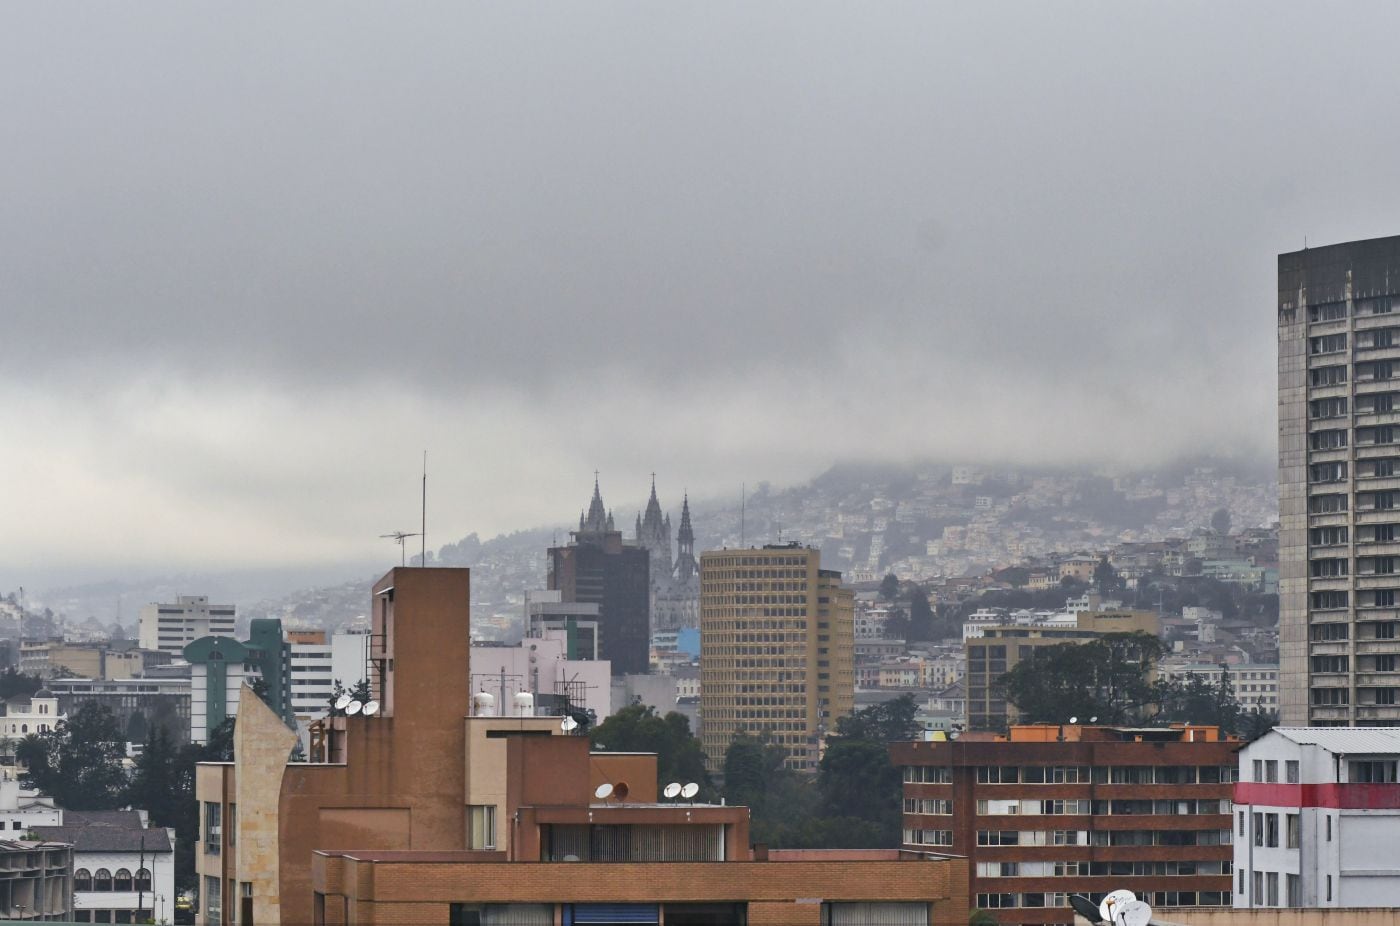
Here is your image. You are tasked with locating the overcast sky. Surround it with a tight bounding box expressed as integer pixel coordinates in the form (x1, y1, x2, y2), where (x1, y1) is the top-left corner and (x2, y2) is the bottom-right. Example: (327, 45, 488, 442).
(5, 2, 1399, 587)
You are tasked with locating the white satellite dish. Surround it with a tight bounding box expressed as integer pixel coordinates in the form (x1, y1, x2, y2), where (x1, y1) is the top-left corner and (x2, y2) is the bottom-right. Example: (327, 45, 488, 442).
(1117, 900, 1153, 926)
(1099, 889, 1137, 925)
(561, 716, 579, 732)
(345, 700, 363, 716)
(363, 700, 380, 716)
(681, 782, 699, 799)
(335, 694, 352, 711)
(1069, 716, 1079, 724)
(1089, 716, 1099, 723)
(663, 782, 682, 799)
(594, 782, 614, 801)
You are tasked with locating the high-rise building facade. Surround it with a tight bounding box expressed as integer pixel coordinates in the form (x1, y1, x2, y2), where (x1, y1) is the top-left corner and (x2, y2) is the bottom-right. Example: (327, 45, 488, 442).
(548, 479, 651, 675)
(892, 723, 1237, 925)
(1279, 235, 1400, 726)
(699, 542, 855, 770)
(138, 596, 236, 657)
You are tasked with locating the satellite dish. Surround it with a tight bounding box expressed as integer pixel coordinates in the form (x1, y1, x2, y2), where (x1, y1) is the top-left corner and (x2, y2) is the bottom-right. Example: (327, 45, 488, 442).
(335, 694, 352, 711)
(1069, 895, 1102, 923)
(664, 782, 682, 799)
(1090, 716, 1099, 723)
(1099, 889, 1137, 925)
(594, 783, 613, 801)
(681, 782, 699, 799)
(1117, 900, 1153, 926)
(345, 700, 363, 716)
(1069, 716, 1078, 724)
(363, 700, 380, 716)
(561, 716, 579, 732)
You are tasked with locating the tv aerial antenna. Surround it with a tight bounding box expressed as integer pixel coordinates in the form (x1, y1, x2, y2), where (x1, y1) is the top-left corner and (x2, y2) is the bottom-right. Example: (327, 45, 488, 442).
(380, 531, 422, 567)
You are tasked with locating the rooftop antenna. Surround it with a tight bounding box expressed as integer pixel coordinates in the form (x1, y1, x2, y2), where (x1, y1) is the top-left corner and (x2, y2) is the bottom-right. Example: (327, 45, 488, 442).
(421, 450, 427, 567)
(380, 532, 422, 567)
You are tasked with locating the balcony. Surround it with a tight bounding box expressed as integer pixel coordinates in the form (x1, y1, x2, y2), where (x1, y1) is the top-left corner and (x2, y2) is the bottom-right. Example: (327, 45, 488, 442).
(1354, 411, 1400, 427)
(1356, 542, 1400, 556)
(1355, 705, 1400, 721)
(1356, 640, 1400, 655)
(1353, 673, 1400, 686)
(1355, 379, 1399, 394)
(1354, 345, 1400, 363)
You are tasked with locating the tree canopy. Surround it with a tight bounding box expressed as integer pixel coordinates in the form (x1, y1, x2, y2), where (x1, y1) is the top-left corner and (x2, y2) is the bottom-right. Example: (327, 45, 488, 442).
(590, 703, 711, 797)
(19, 701, 128, 811)
(995, 632, 1166, 726)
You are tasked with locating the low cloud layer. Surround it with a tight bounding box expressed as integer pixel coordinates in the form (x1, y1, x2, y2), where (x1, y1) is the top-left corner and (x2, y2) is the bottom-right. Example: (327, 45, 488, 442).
(3, 3, 1395, 584)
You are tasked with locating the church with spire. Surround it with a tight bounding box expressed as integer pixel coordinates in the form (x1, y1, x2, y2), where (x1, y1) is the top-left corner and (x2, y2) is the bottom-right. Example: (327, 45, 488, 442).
(634, 477, 700, 633)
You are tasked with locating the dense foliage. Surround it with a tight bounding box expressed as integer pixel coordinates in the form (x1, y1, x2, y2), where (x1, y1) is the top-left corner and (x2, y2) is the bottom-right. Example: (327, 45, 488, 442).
(589, 703, 712, 798)
(995, 631, 1278, 737)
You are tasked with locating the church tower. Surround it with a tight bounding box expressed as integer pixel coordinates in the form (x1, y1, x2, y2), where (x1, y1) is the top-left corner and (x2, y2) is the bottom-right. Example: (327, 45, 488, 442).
(636, 475, 673, 579)
(675, 494, 697, 583)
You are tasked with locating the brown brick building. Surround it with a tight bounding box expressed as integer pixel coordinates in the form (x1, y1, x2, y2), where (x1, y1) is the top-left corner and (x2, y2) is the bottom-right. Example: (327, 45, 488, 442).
(197, 567, 967, 926)
(890, 724, 1239, 926)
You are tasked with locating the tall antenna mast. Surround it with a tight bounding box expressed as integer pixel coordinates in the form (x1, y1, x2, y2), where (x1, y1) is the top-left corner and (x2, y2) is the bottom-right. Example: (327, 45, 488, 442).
(421, 450, 428, 567)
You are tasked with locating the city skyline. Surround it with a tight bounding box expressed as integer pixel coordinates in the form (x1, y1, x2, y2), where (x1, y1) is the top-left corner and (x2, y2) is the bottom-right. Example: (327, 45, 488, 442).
(9, 4, 1400, 583)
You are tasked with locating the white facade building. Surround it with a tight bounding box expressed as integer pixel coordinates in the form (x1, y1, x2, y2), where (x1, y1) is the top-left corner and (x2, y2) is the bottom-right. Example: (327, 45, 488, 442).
(287, 632, 335, 718)
(470, 633, 611, 721)
(1234, 727, 1400, 909)
(32, 810, 175, 925)
(0, 780, 61, 833)
(1158, 662, 1281, 714)
(138, 596, 235, 657)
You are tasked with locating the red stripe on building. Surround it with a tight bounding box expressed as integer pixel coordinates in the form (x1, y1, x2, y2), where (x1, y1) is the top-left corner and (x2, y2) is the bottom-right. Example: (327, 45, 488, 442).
(1233, 782, 1400, 809)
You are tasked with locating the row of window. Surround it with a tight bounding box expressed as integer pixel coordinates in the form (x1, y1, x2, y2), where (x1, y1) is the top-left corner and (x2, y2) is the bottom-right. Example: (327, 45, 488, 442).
(977, 860, 1229, 878)
(1305, 296, 1400, 322)
(976, 893, 1229, 911)
(74, 869, 153, 892)
(1241, 871, 1303, 907)
(1311, 523, 1400, 544)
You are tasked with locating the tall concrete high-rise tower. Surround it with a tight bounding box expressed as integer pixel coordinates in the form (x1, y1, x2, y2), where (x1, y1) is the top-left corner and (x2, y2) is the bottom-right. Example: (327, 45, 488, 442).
(699, 543, 854, 770)
(1280, 235, 1400, 726)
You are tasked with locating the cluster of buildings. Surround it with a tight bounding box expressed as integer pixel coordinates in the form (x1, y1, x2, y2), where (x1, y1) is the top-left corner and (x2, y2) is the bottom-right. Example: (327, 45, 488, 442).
(194, 567, 964, 926)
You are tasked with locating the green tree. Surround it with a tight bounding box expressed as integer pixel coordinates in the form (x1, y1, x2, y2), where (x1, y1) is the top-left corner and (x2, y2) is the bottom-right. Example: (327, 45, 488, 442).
(995, 633, 1166, 726)
(1093, 555, 1122, 594)
(879, 573, 900, 601)
(127, 727, 181, 829)
(20, 702, 127, 810)
(817, 738, 900, 845)
(1211, 507, 1232, 534)
(590, 703, 712, 797)
(969, 910, 1000, 926)
(0, 668, 43, 700)
(908, 589, 936, 641)
(834, 694, 919, 744)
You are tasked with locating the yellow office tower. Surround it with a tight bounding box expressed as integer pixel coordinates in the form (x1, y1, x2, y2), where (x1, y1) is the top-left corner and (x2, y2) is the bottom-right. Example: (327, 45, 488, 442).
(699, 543, 854, 771)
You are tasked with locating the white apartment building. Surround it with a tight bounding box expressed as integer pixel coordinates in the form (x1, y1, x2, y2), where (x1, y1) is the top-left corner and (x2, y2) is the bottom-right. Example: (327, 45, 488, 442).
(138, 596, 235, 657)
(286, 631, 335, 719)
(1234, 727, 1400, 909)
(1157, 662, 1281, 714)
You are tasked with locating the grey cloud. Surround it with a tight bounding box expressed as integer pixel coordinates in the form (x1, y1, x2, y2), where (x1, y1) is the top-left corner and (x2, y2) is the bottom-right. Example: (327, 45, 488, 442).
(2, 2, 1397, 579)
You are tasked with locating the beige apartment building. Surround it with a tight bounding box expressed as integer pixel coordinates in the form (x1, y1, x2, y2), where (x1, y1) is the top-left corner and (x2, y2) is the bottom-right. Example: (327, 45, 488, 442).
(699, 542, 855, 771)
(965, 609, 1160, 731)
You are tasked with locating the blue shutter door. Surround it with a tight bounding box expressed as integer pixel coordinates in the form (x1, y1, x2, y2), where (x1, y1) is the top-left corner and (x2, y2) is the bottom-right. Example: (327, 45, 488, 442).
(568, 904, 661, 924)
